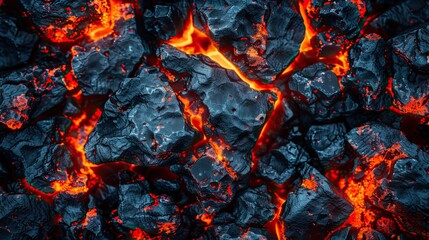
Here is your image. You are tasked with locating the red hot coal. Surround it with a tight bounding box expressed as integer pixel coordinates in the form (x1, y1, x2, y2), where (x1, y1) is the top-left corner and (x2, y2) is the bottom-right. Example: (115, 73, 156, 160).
(0, 0, 429, 239)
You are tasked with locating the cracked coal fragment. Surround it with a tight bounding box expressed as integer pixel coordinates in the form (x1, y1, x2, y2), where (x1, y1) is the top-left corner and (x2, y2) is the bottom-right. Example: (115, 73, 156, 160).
(233, 185, 275, 227)
(310, 0, 362, 39)
(306, 123, 347, 167)
(194, 0, 304, 82)
(72, 12, 149, 95)
(160, 45, 272, 152)
(368, 0, 429, 38)
(0, 193, 53, 239)
(85, 66, 194, 166)
(0, 13, 38, 70)
(181, 155, 236, 213)
(289, 62, 358, 120)
(281, 164, 353, 239)
(143, 0, 190, 40)
(118, 182, 183, 237)
(343, 34, 390, 111)
(0, 118, 72, 193)
(19, 0, 98, 42)
(257, 142, 309, 185)
(54, 192, 87, 227)
(205, 223, 272, 240)
(0, 80, 32, 130)
(311, 32, 346, 58)
(371, 158, 429, 236)
(347, 123, 421, 158)
(388, 24, 429, 116)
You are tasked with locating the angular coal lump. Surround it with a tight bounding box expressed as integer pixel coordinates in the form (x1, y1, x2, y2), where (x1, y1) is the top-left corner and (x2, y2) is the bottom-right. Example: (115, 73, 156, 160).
(19, 0, 98, 42)
(0, 13, 38, 70)
(306, 123, 347, 167)
(72, 11, 149, 95)
(206, 223, 272, 239)
(85, 66, 194, 166)
(0, 62, 69, 130)
(194, 0, 304, 82)
(143, 0, 190, 40)
(257, 142, 309, 185)
(54, 192, 88, 227)
(0, 118, 72, 193)
(343, 34, 389, 111)
(289, 62, 358, 120)
(0, 193, 53, 239)
(309, 0, 363, 39)
(118, 182, 183, 237)
(347, 123, 429, 237)
(368, 0, 429, 38)
(180, 154, 237, 213)
(160, 45, 272, 152)
(233, 185, 275, 227)
(388, 24, 429, 116)
(281, 164, 353, 239)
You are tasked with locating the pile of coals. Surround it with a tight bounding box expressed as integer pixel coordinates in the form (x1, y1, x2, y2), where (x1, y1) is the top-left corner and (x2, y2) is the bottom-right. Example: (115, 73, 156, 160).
(0, 0, 428, 239)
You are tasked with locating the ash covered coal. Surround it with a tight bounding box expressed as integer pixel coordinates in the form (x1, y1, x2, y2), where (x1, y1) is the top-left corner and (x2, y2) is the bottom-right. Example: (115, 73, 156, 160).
(1, 0, 429, 239)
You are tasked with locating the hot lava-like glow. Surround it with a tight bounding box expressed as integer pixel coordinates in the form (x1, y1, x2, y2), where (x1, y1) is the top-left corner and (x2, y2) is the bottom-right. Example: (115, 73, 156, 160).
(42, 0, 133, 43)
(328, 144, 408, 239)
(264, 192, 287, 240)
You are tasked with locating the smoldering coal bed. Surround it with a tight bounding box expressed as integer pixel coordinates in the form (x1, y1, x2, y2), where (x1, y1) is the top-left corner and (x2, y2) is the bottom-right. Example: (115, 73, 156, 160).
(0, 0, 429, 239)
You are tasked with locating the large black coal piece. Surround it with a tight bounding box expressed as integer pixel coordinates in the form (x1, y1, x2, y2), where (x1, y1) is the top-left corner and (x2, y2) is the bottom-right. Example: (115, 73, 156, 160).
(0, 118, 72, 193)
(233, 185, 276, 227)
(193, 0, 305, 82)
(160, 45, 273, 153)
(289, 62, 358, 121)
(0, 13, 38, 70)
(143, 0, 190, 41)
(306, 123, 347, 167)
(0, 193, 53, 239)
(19, 0, 99, 43)
(281, 164, 354, 239)
(85, 66, 194, 166)
(388, 24, 429, 116)
(342, 34, 390, 111)
(257, 141, 310, 185)
(118, 181, 184, 238)
(72, 12, 149, 96)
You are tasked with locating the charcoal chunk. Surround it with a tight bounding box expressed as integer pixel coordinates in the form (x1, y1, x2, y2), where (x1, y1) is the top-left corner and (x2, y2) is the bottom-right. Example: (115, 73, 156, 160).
(0, 13, 38, 70)
(0, 80, 32, 130)
(143, 1, 190, 40)
(368, 0, 429, 37)
(233, 185, 275, 227)
(160, 45, 272, 152)
(281, 165, 353, 239)
(0, 193, 53, 239)
(311, 0, 363, 39)
(258, 142, 309, 185)
(306, 123, 347, 166)
(72, 13, 149, 95)
(54, 192, 87, 226)
(194, 0, 304, 82)
(206, 223, 271, 240)
(85, 66, 194, 166)
(389, 24, 429, 116)
(289, 62, 358, 120)
(118, 183, 182, 236)
(371, 158, 429, 234)
(347, 123, 420, 158)
(343, 34, 389, 111)
(20, 0, 98, 42)
(182, 155, 236, 213)
(0, 118, 72, 193)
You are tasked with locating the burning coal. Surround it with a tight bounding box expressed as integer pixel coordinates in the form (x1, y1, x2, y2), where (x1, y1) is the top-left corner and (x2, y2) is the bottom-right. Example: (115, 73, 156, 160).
(0, 0, 428, 239)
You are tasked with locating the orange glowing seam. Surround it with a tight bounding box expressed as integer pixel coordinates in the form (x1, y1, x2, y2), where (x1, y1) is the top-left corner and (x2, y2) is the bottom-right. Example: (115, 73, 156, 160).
(264, 192, 287, 240)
